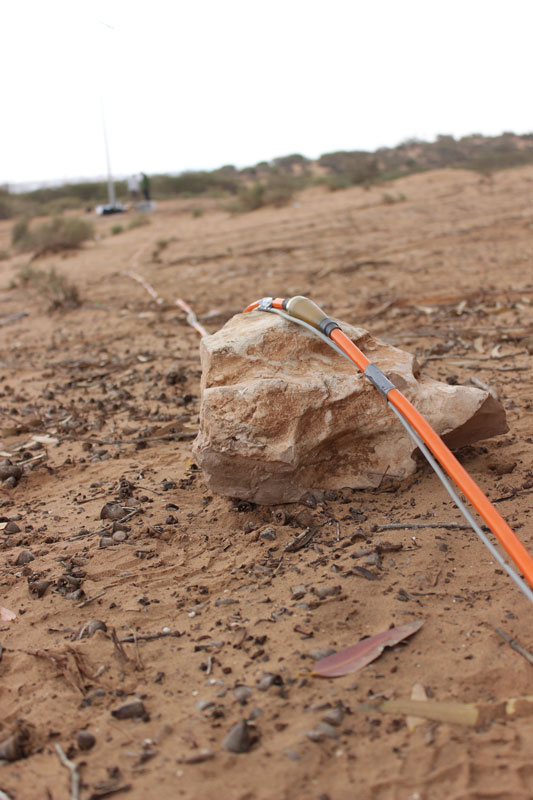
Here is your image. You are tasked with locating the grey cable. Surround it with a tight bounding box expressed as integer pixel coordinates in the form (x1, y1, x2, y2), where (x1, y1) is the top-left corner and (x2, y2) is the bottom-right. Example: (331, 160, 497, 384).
(264, 305, 533, 604)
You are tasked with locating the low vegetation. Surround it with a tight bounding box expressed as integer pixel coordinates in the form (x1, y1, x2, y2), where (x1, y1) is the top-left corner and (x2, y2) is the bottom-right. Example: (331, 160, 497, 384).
(2, 132, 533, 219)
(128, 214, 150, 229)
(16, 263, 81, 311)
(11, 216, 94, 257)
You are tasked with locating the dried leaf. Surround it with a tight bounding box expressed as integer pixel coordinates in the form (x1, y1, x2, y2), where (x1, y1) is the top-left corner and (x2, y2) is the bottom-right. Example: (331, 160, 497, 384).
(312, 620, 423, 678)
(473, 336, 484, 354)
(30, 434, 59, 445)
(0, 605, 17, 621)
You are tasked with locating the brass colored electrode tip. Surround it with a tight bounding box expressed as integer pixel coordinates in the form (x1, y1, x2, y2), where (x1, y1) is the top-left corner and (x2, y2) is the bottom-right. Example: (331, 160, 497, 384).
(285, 296, 328, 330)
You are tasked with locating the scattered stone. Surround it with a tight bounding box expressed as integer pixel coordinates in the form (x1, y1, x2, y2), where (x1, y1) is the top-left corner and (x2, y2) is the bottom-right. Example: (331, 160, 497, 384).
(0, 732, 25, 762)
(316, 721, 340, 739)
(100, 503, 128, 521)
(3, 476, 18, 490)
(233, 686, 252, 705)
(29, 579, 51, 598)
(271, 509, 290, 525)
(308, 648, 336, 660)
(0, 464, 24, 484)
(4, 521, 21, 534)
(112, 531, 127, 543)
(77, 730, 96, 751)
(177, 748, 215, 764)
(257, 673, 283, 691)
(111, 699, 147, 720)
(222, 720, 254, 753)
(488, 459, 517, 475)
(193, 312, 508, 503)
(15, 550, 35, 566)
(322, 706, 344, 727)
(305, 729, 324, 743)
(260, 527, 277, 541)
(315, 585, 341, 599)
(215, 597, 238, 607)
(291, 585, 307, 600)
(99, 536, 115, 548)
(195, 700, 215, 712)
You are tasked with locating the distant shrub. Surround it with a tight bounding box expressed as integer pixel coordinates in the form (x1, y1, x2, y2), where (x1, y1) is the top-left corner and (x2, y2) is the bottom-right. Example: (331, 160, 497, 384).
(0, 249, 10, 261)
(16, 263, 81, 311)
(128, 214, 150, 229)
(382, 192, 407, 204)
(192, 207, 203, 218)
(229, 183, 266, 213)
(227, 175, 296, 213)
(0, 190, 18, 220)
(321, 174, 353, 192)
(13, 216, 94, 256)
(263, 176, 295, 207)
(111, 224, 124, 235)
(11, 218, 31, 248)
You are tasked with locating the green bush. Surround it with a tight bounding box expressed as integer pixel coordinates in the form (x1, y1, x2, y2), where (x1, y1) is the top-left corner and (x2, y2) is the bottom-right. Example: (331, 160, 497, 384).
(16, 263, 81, 310)
(111, 224, 124, 235)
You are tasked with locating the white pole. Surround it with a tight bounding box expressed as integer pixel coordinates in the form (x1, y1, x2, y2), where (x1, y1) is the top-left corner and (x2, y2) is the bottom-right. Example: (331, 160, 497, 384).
(101, 99, 116, 207)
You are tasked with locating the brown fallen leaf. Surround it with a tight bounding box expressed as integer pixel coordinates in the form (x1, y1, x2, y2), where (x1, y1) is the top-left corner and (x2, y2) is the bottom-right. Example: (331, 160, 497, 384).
(0, 605, 16, 621)
(312, 620, 423, 678)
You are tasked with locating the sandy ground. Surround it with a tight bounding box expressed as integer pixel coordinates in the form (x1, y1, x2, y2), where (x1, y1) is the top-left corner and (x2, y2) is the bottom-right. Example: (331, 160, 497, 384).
(0, 168, 533, 800)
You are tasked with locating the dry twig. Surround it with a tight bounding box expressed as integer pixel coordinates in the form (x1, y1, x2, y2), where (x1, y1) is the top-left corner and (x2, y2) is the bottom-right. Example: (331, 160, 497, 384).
(495, 627, 533, 667)
(55, 743, 80, 800)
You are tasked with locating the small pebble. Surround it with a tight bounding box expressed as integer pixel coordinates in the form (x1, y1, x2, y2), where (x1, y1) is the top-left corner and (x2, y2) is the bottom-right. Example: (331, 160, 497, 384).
(4, 521, 21, 534)
(260, 527, 277, 541)
(233, 686, 252, 705)
(305, 730, 324, 743)
(15, 550, 35, 566)
(308, 648, 336, 660)
(99, 536, 114, 548)
(257, 673, 282, 691)
(29, 580, 51, 598)
(100, 503, 128, 521)
(316, 722, 339, 739)
(112, 531, 127, 543)
(291, 585, 306, 600)
(111, 699, 147, 720)
(322, 706, 344, 727)
(77, 730, 96, 751)
(222, 720, 254, 753)
(316, 585, 341, 599)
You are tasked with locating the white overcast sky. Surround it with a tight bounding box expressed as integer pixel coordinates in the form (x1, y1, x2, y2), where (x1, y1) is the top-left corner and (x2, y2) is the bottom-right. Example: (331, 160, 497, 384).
(2, 0, 532, 186)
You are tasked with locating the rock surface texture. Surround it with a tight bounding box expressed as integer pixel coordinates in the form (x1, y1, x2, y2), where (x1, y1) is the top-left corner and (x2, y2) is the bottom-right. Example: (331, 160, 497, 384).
(193, 312, 508, 504)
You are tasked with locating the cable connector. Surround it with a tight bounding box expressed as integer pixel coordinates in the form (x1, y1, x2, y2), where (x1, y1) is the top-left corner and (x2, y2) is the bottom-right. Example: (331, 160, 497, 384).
(258, 297, 274, 311)
(364, 363, 396, 398)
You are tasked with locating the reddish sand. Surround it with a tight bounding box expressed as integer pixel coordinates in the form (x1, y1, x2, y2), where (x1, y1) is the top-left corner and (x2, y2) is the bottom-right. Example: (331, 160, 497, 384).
(1, 168, 533, 800)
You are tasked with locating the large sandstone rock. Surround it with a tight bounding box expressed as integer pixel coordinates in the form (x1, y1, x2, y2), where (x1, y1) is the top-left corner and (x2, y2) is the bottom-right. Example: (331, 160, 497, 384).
(193, 312, 508, 504)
